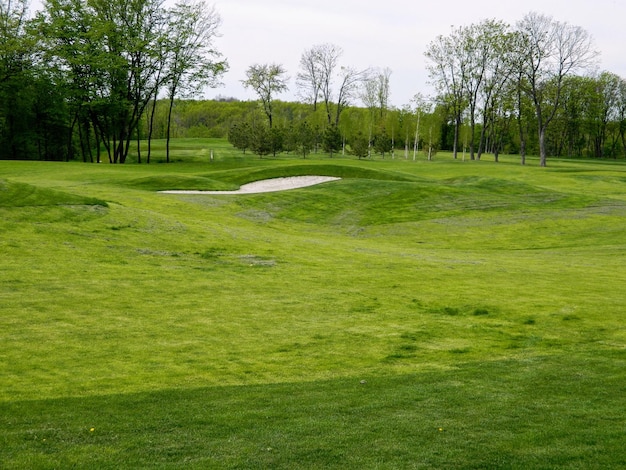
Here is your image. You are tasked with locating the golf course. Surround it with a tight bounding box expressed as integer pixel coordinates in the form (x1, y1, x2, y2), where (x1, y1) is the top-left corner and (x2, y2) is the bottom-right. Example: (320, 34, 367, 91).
(1, 139, 625, 468)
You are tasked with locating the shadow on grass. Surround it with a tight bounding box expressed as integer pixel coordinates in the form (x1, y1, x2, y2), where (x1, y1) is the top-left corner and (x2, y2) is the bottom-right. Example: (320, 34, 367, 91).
(1, 353, 624, 469)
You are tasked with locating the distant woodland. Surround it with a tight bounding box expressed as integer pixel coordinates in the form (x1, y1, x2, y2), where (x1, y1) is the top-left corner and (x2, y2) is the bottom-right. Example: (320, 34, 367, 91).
(2, 0, 625, 164)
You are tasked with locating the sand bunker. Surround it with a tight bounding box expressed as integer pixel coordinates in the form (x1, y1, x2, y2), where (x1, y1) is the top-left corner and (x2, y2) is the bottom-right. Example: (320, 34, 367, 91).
(159, 176, 341, 195)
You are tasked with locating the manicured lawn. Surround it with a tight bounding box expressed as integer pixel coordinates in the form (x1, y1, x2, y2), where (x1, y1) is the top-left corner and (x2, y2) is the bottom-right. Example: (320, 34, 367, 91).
(1, 141, 625, 468)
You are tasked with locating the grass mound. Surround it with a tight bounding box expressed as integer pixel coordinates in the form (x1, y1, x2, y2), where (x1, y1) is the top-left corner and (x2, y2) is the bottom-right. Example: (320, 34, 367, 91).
(124, 162, 420, 192)
(0, 179, 107, 207)
(0, 179, 108, 224)
(128, 174, 237, 191)
(227, 174, 601, 232)
(207, 162, 419, 186)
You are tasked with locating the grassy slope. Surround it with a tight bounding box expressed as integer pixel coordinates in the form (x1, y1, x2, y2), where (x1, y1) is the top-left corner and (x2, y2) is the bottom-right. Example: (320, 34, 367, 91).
(0, 143, 625, 468)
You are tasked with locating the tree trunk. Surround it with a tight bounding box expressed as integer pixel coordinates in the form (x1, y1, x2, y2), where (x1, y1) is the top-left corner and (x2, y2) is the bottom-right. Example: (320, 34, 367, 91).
(77, 120, 87, 162)
(618, 125, 626, 157)
(413, 113, 420, 161)
(85, 121, 94, 163)
(136, 121, 141, 164)
(166, 92, 176, 163)
(67, 113, 78, 162)
(94, 129, 101, 163)
(452, 115, 460, 159)
(147, 98, 158, 164)
(477, 111, 489, 160)
(325, 99, 332, 126)
(469, 108, 476, 160)
(539, 126, 547, 167)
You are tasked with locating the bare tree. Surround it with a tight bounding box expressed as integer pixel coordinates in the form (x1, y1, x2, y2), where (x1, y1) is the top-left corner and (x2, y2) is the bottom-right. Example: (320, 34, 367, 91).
(296, 43, 342, 118)
(296, 43, 369, 126)
(362, 75, 378, 112)
(334, 66, 369, 126)
(516, 12, 597, 166)
(317, 44, 343, 124)
(296, 44, 327, 111)
(411, 93, 431, 160)
(361, 68, 390, 145)
(377, 68, 392, 118)
(242, 63, 288, 128)
(361, 73, 378, 154)
(362, 67, 391, 119)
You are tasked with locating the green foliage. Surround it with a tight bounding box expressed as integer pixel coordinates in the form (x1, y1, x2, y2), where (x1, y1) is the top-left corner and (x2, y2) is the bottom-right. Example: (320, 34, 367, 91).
(3, 3, 626, 164)
(249, 120, 272, 157)
(373, 128, 392, 157)
(268, 126, 285, 157)
(0, 0, 71, 161)
(227, 121, 251, 153)
(349, 131, 370, 159)
(242, 63, 288, 129)
(322, 124, 342, 157)
(294, 120, 315, 158)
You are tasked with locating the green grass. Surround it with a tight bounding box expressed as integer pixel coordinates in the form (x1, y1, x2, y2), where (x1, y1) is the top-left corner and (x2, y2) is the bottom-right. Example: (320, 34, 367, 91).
(1, 140, 625, 468)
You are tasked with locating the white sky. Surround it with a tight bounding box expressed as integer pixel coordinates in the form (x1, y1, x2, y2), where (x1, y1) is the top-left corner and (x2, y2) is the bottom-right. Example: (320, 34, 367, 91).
(211, 0, 626, 107)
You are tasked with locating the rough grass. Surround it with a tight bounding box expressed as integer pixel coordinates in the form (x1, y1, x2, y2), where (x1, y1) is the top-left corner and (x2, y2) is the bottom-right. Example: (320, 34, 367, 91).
(0, 142, 625, 468)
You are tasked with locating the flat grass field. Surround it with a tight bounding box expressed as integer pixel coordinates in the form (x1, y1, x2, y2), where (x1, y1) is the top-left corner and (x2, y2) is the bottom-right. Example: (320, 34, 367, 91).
(1, 139, 625, 468)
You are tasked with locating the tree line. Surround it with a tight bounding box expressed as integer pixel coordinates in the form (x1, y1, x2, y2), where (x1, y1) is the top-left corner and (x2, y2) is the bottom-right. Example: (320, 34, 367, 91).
(424, 13, 624, 166)
(230, 14, 623, 165)
(2, 1, 626, 164)
(130, 15, 626, 164)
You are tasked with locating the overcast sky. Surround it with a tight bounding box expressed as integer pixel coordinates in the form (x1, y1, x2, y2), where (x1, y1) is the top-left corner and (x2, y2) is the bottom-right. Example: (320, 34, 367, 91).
(210, 0, 626, 107)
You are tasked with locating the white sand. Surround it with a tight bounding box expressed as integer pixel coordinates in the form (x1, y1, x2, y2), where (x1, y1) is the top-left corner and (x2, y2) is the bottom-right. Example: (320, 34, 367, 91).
(159, 176, 341, 195)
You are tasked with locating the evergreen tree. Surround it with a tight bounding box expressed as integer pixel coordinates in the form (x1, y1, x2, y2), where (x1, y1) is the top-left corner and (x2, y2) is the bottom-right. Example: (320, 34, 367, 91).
(296, 120, 315, 158)
(228, 121, 251, 154)
(322, 124, 342, 157)
(349, 131, 369, 159)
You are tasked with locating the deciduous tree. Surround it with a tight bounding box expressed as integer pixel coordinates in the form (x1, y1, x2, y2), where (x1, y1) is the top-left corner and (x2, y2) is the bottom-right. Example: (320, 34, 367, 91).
(334, 66, 369, 126)
(0, 0, 69, 161)
(297, 43, 369, 127)
(425, 29, 467, 159)
(296, 44, 328, 111)
(242, 63, 288, 129)
(515, 12, 597, 166)
(163, 0, 227, 162)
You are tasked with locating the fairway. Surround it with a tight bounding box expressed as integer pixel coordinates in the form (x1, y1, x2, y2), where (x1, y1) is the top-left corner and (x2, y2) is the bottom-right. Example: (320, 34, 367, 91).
(1, 143, 625, 468)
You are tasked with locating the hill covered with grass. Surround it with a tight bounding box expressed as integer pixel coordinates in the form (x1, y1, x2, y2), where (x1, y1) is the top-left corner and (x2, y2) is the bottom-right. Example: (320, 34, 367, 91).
(1, 147, 625, 468)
